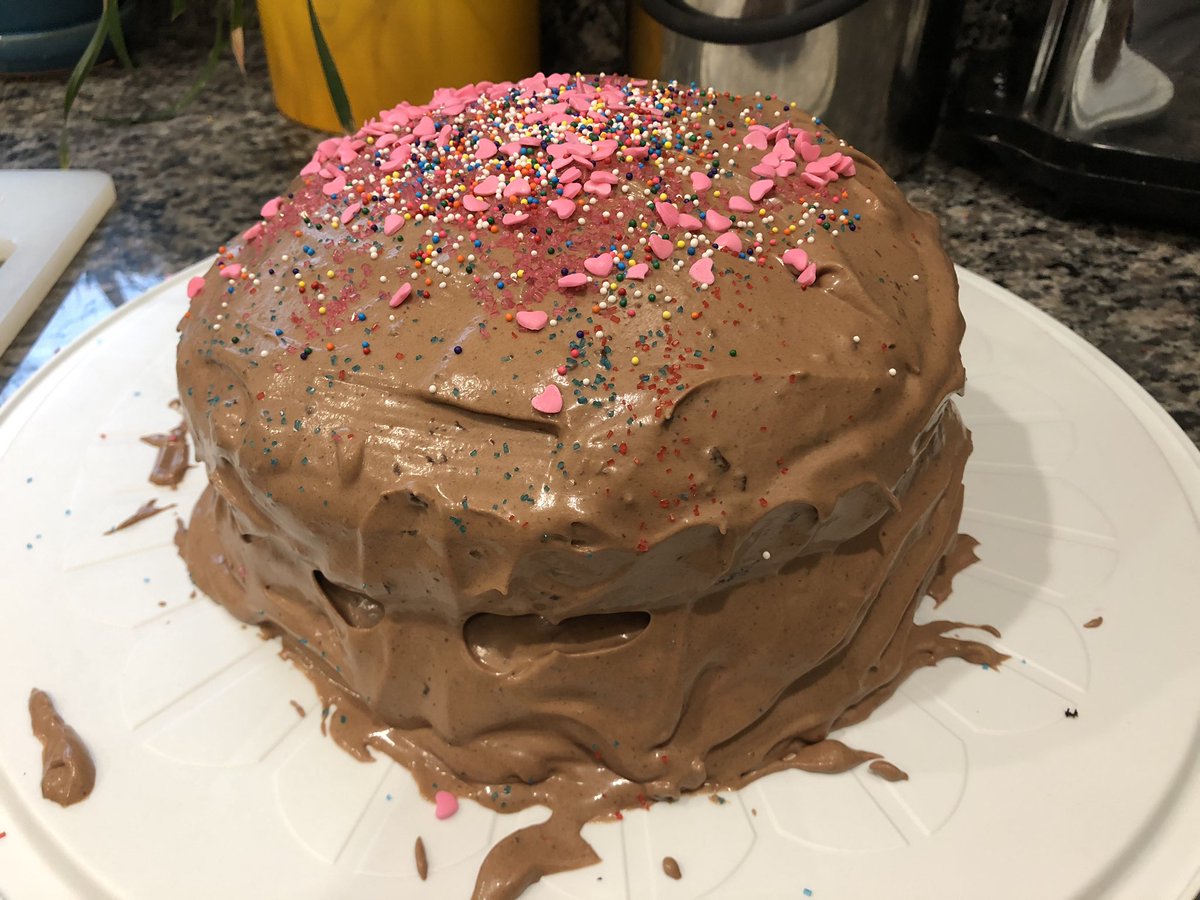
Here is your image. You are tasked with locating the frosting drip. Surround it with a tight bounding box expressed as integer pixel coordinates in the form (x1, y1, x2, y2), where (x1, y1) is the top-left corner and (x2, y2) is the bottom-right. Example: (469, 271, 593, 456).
(28, 689, 96, 807)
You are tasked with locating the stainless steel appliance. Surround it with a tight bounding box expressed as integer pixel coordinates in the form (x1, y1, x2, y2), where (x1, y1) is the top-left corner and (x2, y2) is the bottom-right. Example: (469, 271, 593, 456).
(629, 0, 964, 175)
(954, 0, 1200, 225)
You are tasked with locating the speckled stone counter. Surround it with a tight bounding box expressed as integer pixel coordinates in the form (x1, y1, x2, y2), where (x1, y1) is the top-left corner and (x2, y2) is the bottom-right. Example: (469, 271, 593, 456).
(1, 24, 1197, 446)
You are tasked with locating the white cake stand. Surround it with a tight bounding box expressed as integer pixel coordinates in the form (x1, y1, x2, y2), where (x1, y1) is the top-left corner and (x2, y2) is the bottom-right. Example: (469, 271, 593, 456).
(0, 264, 1198, 899)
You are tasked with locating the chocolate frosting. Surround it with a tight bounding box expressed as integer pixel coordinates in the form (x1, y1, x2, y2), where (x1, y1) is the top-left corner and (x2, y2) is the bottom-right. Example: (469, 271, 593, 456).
(28, 689, 95, 807)
(141, 423, 191, 487)
(175, 75, 1003, 897)
(104, 498, 177, 534)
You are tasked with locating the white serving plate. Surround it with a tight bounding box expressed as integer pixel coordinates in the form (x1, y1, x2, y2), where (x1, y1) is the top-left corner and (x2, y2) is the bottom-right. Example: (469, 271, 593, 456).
(0, 263, 1198, 900)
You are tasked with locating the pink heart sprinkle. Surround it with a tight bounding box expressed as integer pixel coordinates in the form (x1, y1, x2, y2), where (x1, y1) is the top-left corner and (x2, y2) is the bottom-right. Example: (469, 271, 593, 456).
(473, 175, 500, 196)
(340, 202, 362, 225)
(558, 166, 582, 184)
(715, 232, 742, 253)
(677, 213, 704, 232)
(744, 129, 769, 150)
(502, 212, 529, 226)
(626, 262, 649, 279)
(591, 138, 618, 160)
(800, 142, 821, 163)
(503, 177, 530, 198)
(690, 171, 712, 193)
(654, 201, 680, 228)
(749, 179, 774, 202)
(797, 261, 817, 287)
(384, 214, 404, 236)
(322, 176, 346, 197)
(186, 276, 206, 298)
(584, 255, 613, 277)
(548, 198, 576, 220)
(413, 115, 435, 138)
(775, 160, 797, 178)
(434, 791, 458, 820)
(219, 264, 242, 279)
(781, 247, 810, 271)
(705, 210, 732, 232)
(561, 182, 582, 199)
(689, 257, 715, 285)
(260, 197, 282, 218)
(531, 383, 563, 415)
(463, 195, 490, 213)
(557, 272, 587, 288)
(389, 283, 412, 308)
(728, 195, 754, 213)
(648, 235, 674, 259)
(751, 162, 777, 179)
(584, 181, 612, 198)
(515, 310, 549, 331)
(242, 222, 264, 241)
(475, 138, 498, 161)
(300, 159, 322, 176)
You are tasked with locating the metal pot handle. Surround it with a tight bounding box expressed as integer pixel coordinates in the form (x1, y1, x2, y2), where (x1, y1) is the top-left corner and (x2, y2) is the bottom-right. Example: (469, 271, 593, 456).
(637, 0, 870, 45)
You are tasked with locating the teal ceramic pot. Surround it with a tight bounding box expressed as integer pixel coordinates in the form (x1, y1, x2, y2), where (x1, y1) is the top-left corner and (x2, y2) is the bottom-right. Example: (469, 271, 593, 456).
(0, 0, 137, 74)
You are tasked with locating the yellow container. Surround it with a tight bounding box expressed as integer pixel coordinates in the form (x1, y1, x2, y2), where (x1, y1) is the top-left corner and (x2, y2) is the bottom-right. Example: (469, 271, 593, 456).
(259, 0, 540, 133)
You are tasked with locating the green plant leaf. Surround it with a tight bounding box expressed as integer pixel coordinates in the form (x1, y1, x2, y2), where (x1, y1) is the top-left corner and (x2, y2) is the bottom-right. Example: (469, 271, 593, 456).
(305, 0, 354, 133)
(59, 5, 113, 166)
(102, 0, 135, 71)
(170, 0, 188, 20)
(97, 4, 228, 126)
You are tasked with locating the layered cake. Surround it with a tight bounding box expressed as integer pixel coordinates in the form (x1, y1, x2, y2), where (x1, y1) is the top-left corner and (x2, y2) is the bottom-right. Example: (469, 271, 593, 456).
(176, 74, 1001, 897)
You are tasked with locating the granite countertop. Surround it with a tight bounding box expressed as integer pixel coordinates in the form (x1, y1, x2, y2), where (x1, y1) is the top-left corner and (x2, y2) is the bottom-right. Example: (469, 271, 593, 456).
(1, 25, 1197, 448)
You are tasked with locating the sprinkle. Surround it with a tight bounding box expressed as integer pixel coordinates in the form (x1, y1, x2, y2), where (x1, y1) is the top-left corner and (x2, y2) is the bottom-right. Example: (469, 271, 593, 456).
(689, 257, 715, 286)
(888, 367, 897, 377)
(515, 310, 549, 331)
(389, 283, 413, 307)
(531, 383, 564, 415)
(557, 273, 587, 289)
(434, 790, 459, 819)
(186, 276, 206, 298)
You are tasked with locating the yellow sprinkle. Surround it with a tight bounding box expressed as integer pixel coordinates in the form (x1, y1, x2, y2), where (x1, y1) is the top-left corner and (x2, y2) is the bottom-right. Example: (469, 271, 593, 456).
(771, 226, 779, 233)
(326, 269, 335, 277)
(318, 306, 327, 314)
(517, 269, 525, 277)
(298, 281, 306, 288)
(659, 193, 668, 201)
(661, 311, 672, 320)
(676, 239, 686, 248)
(404, 213, 413, 220)
(759, 208, 767, 216)
(631, 356, 640, 365)
(713, 190, 721, 197)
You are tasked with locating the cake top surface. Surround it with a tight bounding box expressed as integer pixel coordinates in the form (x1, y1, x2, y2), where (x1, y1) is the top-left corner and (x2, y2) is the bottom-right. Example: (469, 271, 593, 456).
(178, 73, 962, 589)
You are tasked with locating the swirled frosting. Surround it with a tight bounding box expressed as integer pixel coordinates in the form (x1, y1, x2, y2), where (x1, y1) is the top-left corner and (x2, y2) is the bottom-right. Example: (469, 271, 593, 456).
(176, 74, 1002, 898)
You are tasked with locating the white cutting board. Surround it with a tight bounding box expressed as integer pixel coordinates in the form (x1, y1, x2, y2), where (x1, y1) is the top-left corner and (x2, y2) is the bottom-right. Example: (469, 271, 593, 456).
(0, 170, 115, 355)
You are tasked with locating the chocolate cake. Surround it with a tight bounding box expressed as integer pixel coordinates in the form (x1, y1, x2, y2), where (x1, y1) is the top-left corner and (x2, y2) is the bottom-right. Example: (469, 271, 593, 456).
(176, 74, 1002, 897)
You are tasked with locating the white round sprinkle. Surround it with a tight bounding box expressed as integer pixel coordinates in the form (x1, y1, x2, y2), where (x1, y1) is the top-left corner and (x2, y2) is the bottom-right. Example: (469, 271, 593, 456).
(762, 550, 771, 560)
(428, 385, 437, 393)
(888, 367, 898, 377)
(852, 335, 861, 344)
